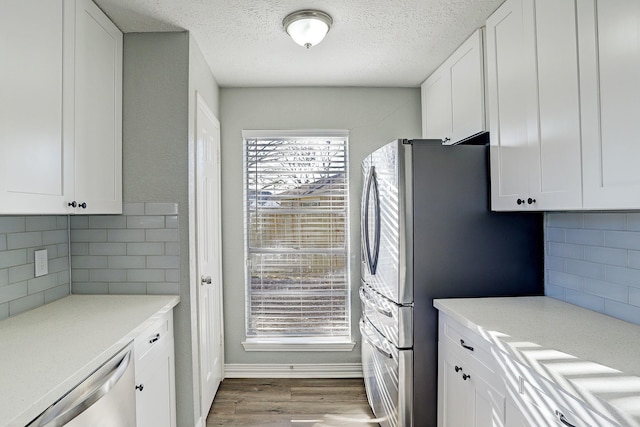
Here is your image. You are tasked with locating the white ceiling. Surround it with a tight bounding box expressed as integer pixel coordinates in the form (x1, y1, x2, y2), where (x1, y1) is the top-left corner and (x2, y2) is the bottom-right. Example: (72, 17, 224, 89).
(94, 0, 504, 88)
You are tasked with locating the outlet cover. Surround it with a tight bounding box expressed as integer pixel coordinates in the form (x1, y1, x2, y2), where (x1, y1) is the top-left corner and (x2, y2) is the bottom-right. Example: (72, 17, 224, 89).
(35, 249, 48, 277)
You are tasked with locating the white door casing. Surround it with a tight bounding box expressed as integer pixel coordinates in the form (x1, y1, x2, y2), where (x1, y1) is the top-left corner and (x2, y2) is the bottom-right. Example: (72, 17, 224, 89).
(195, 93, 224, 419)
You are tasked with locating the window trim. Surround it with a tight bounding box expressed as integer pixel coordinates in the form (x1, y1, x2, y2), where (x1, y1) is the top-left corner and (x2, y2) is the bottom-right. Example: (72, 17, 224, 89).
(242, 129, 352, 351)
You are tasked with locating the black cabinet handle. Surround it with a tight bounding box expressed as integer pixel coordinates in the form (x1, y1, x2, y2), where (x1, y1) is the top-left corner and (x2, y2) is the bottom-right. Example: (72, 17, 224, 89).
(68, 201, 77, 208)
(462, 373, 471, 381)
(455, 365, 462, 372)
(79, 202, 87, 209)
(136, 384, 144, 391)
(460, 339, 474, 351)
(527, 198, 536, 205)
(516, 198, 524, 205)
(149, 333, 160, 344)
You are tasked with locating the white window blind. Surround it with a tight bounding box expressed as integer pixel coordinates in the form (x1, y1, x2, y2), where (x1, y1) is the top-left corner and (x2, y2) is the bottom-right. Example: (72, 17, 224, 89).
(243, 131, 350, 339)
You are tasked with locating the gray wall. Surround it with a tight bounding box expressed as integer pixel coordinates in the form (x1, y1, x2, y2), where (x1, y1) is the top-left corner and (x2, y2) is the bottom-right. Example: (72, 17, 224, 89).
(545, 212, 640, 325)
(0, 216, 69, 319)
(122, 32, 220, 427)
(220, 87, 421, 365)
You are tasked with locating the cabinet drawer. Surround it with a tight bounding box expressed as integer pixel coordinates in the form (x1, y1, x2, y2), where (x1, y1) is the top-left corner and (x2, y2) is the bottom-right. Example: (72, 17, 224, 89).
(440, 313, 496, 374)
(135, 313, 173, 362)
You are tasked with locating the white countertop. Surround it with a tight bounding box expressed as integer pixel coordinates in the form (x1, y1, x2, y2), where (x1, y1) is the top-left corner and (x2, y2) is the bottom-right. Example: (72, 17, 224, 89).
(434, 296, 640, 426)
(0, 294, 180, 427)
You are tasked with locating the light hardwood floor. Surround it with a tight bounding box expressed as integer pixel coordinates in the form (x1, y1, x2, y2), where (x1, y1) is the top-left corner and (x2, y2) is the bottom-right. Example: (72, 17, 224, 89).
(206, 378, 381, 427)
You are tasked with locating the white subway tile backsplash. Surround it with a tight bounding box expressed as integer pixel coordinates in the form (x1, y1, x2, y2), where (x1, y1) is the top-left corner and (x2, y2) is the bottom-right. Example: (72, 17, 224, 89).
(604, 231, 640, 250)
(7, 232, 43, 250)
(566, 259, 606, 280)
(89, 215, 127, 229)
(0, 250, 28, 269)
(0, 235, 6, 251)
(548, 242, 584, 260)
(565, 289, 605, 313)
(71, 229, 107, 243)
(108, 256, 146, 269)
(0, 269, 8, 286)
(9, 293, 44, 317)
(69, 202, 180, 296)
(145, 202, 178, 216)
(89, 242, 126, 256)
(0, 217, 26, 233)
(72, 282, 109, 294)
(9, 264, 34, 284)
(145, 229, 178, 242)
(604, 299, 640, 325)
(26, 217, 57, 232)
(126, 216, 165, 229)
(546, 213, 584, 229)
(0, 282, 28, 304)
(565, 229, 604, 246)
(583, 213, 626, 230)
(42, 230, 67, 246)
(584, 246, 627, 267)
(546, 212, 640, 327)
(107, 229, 145, 242)
(0, 303, 7, 320)
(45, 284, 69, 304)
(27, 274, 60, 294)
(127, 242, 165, 256)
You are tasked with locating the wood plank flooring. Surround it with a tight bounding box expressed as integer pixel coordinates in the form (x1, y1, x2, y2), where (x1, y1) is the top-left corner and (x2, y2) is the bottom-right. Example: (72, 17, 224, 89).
(206, 378, 381, 427)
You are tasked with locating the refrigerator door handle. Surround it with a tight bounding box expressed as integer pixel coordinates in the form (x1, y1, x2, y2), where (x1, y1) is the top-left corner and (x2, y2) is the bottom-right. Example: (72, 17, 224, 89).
(361, 166, 373, 274)
(362, 166, 381, 275)
(359, 286, 392, 318)
(360, 319, 393, 359)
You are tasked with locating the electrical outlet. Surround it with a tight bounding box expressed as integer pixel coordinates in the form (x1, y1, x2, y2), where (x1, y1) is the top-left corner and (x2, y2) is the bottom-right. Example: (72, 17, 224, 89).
(35, 249, 48, 277)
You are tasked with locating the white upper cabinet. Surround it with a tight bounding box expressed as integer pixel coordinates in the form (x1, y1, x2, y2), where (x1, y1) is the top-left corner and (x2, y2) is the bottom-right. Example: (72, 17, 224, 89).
(422, 29, 485, 144)
(487, 0, 582, 211)
(74, 0, 123, 214)
(578, 0, 640, 209)
(0, 0, 122, 215)
(0, 0, 73, 213)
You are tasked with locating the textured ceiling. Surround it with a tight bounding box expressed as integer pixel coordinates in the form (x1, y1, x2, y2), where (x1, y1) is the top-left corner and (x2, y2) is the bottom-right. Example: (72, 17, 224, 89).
(93, 0, 505, 87)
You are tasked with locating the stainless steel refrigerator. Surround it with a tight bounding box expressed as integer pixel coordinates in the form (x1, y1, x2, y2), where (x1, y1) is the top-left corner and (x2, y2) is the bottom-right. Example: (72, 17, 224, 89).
(359, 139, 543, 427)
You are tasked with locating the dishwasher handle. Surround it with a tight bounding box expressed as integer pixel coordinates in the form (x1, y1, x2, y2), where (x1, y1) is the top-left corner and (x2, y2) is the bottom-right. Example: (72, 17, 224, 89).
(33, 349, 133, 427)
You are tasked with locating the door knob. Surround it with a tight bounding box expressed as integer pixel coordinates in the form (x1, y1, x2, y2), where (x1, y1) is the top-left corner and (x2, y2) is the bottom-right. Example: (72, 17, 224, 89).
(201, 275, 212, 285)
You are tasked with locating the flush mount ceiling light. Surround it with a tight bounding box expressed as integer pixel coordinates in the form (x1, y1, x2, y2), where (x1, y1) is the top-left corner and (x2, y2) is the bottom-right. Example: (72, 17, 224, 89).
(283, 10, 333, 49)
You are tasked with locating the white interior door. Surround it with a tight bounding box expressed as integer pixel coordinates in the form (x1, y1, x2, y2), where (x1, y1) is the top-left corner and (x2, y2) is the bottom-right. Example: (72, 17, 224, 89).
(195, 93, 223, 419)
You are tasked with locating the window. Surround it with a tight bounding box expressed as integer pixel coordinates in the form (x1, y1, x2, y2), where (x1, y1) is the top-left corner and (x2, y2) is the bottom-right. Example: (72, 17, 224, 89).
(242, 130, 351, 350)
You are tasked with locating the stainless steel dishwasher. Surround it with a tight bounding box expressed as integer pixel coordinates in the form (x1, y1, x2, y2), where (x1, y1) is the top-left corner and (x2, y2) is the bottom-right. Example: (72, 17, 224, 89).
(27, 344, 136, 427)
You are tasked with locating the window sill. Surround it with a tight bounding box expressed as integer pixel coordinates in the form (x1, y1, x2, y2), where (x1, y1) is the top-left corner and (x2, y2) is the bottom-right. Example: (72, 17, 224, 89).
(242, 338, 356, 352)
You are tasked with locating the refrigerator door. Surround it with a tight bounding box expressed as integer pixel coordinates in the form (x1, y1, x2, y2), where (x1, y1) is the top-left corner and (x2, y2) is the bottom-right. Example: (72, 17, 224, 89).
(361, 140, 412, 304)
(360, 317, 413, 427)
(360, 282, 412, 349)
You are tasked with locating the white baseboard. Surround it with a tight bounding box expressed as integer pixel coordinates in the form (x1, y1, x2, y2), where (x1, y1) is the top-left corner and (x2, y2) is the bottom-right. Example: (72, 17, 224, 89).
(224, 363, 363, 378)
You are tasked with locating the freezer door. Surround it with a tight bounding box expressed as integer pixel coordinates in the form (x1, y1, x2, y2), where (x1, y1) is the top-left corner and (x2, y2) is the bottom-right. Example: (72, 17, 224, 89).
(360, 317, 413, 427)
(361, 140, 412, 304)
(360, 282, 412, 348)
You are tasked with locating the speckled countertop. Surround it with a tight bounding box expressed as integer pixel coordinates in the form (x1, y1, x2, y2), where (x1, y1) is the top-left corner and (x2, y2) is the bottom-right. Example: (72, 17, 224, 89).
(0, 294, 180, 427)
(434, 296, 640, 426)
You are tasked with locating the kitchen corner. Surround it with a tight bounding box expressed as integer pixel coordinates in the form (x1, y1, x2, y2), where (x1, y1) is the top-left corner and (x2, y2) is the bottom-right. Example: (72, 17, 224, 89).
(0, 294, 179, 427)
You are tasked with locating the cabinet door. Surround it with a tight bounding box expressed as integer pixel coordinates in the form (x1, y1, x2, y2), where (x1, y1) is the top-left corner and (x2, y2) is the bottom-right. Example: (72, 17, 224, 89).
(135, 339, 177, 427)
(486, 0, 531, 211)
(579, 0, 640, 209)
(74, 0, 123, 214)
(526, 0, 582, 210)
(450, 29, 486, 144)
(438, 346, 505, 427)
(422, 70, 452, 141)
(0, 0, 73, 214)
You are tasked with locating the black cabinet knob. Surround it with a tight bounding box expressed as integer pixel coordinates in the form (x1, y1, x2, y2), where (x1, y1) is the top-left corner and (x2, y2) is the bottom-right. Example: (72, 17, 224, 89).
(462, 373, 471, 381)
(136, 384, 144, 391)
(455, 365, 462, 372)
(79, 202, 87, 209)
(516, 198, 524, 205)
(68, 201, 77, 208)
(527, 198, 536, 205)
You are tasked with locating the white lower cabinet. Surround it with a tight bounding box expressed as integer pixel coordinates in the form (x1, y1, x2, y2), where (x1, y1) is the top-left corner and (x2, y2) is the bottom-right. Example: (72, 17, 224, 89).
(438, 313, 505, 427)
(438, 312, 622, 427)
(134, 311, 177, 427)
